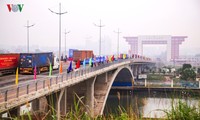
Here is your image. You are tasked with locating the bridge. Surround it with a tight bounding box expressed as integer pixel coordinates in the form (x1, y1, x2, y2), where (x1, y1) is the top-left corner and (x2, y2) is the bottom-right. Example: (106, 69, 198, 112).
(0, 58, 154, 119)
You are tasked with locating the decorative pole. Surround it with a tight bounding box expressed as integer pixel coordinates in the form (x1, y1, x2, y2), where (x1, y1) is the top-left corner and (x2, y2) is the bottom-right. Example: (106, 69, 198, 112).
(24, 20, 35, 53)
(94, 20, 105, 56)
(49, 3, 67, 66)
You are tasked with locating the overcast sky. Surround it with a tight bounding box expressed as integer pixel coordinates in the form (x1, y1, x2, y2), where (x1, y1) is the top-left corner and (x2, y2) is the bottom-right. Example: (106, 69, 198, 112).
(0, 0, 200, 56)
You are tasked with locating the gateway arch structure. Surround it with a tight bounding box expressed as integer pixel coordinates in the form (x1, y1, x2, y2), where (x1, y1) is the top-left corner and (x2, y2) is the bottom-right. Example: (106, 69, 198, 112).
(124, 35, 187, 61)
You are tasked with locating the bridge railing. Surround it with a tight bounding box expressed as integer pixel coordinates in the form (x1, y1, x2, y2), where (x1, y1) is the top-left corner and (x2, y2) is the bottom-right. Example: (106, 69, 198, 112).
(0, 58, 133, 104)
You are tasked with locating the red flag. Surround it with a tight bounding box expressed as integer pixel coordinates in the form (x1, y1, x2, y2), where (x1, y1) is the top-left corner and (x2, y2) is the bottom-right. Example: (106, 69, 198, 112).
(111, 55, 114, 61)
(75, 60, 80, 69)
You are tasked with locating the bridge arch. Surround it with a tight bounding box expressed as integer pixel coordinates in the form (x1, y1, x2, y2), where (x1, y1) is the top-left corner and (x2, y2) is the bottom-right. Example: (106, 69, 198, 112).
(93, 65, 134, 116)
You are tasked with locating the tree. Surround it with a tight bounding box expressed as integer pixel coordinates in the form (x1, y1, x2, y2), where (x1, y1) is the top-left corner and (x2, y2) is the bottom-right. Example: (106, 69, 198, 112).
(179, 64, 196, 81)
(182, 64, 192, 70)
(180, 68, 196, 81)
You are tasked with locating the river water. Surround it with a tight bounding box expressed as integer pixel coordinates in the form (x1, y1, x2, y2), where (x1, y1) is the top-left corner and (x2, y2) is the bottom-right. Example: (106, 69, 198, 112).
(105, 89, 200, 118)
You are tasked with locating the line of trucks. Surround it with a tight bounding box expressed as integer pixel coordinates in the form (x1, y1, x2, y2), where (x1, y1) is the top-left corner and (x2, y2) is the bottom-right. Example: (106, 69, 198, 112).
(0, 50, 94, 76)
(0, 49, 128, 76)
(0, 52, 59, 76)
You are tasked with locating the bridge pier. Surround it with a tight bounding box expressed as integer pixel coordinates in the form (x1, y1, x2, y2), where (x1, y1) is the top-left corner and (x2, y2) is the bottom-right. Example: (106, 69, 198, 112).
(65, 80, 88, 115)
(46, 92, 58, 115)
(57, 88, 65, 120)
(85, 76, 96, 117)
(31, 97, 48, 114)
(61, 87, 67, 114)
(32, 98, 39, 111)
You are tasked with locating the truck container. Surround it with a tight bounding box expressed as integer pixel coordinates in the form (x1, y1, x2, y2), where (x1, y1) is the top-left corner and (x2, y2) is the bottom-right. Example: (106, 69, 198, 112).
(19, 52, 57, 74)
(0, 53, 20, 76)
(73, 50, 94, 62)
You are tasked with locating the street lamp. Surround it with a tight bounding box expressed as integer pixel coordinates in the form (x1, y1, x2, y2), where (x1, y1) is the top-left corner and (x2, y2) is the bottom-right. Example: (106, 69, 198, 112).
(64, 29, 70, 58)
(114, 28, 122, 57)
(49, 3, 67, 63)
(94, 20, 105, 56)
(24, 20, 35, 53)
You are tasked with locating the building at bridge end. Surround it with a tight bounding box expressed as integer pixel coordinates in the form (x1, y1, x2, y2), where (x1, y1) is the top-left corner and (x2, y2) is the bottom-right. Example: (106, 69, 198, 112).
(124, 35, 187, 62)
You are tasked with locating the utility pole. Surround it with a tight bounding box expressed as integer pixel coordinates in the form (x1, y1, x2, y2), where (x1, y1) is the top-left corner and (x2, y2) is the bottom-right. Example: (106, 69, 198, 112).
(49, 3, 67, 63)
(114, 28, 122, 57)
(64, 29, 70, 58)
(94, 20, 105, 56)
(24, 20, 35, 53)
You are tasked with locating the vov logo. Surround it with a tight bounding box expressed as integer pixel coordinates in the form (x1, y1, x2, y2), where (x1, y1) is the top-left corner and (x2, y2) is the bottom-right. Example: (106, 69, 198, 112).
(7, 4, 24, 12)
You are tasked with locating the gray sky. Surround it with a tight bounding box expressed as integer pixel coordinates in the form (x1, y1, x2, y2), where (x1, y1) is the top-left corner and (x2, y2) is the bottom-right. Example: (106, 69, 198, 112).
(1, 0, 200, 56)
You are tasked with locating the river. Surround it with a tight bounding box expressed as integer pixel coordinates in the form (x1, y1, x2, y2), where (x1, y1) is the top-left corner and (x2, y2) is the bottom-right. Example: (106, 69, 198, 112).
(105, 89, 200, 118)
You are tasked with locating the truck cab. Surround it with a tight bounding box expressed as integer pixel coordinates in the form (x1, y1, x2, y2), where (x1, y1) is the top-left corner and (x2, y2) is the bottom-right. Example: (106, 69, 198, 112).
(53, 56, 59, 70)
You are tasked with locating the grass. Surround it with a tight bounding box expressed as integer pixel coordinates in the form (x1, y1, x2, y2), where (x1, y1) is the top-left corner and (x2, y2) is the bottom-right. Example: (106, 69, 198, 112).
(163, 99, 200, 120)
(3, 92, 200, 120)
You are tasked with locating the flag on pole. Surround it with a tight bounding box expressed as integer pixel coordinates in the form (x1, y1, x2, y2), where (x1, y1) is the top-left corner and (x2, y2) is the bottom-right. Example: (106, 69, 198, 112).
(75, 60, 80, 69)
(67, 61, 73, 73)
(34, 65, 37, 80)
(106, 56, 109, 63)
(49, 63, 52, 76)
(89, 58, 92, 67)
(15, 67, 18, 85)
(83, 59, 86, 69)
(59, 61, 63, 74)
(111, 55, 114, 61)
(123, 54, 126, 59)
(109, 56, 112, 62)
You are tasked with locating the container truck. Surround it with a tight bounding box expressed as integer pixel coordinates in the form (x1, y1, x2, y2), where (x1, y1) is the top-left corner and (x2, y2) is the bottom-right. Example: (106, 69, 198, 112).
(19, 52, 59, 74)
(73, 50, 94, 62)
(0, 53, 20, 76)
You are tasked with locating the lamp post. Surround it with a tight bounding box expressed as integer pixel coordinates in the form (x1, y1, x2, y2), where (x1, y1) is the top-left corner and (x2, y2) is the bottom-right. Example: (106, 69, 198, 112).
(94, 20, 105, 56)
(64, 29, 70, 58)
(49, 3, 67, 63)
(114, 28, 122, 57)
(25, 20, 35, 53)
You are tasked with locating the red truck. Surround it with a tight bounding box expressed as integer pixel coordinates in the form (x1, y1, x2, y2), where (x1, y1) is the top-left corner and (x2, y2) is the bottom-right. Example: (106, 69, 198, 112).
(0, 53, 20, 76)
(73, 50, 94, 62)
